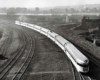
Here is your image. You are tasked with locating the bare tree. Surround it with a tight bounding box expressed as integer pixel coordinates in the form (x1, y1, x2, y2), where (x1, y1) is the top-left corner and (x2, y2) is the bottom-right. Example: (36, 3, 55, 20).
(7, 8, 15, 15)
(35, 7, 39, 14)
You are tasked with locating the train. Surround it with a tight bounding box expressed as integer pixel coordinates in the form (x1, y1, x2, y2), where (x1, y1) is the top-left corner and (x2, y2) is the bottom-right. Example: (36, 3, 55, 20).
(15, 20, 89, 73)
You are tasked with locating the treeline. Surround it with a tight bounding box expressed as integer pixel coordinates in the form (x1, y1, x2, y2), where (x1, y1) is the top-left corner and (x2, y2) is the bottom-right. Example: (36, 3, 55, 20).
(0, 7, 68, 14)
(0, 7, 100, 15)
(0, 7, 37, 14)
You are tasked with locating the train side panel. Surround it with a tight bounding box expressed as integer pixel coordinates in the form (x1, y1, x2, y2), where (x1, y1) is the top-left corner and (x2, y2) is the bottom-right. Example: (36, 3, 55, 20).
(55, 36, 69, 51)
(32, 25, 41, 33)
(48, 31, 58, 42)
(40, 28, 49, 36)
(15, 21, 20, 25)
(27, 24, 34, 29)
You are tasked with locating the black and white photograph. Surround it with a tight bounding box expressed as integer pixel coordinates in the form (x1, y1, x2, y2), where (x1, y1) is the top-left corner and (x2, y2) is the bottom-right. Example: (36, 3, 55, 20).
(0, 0, 100, 80)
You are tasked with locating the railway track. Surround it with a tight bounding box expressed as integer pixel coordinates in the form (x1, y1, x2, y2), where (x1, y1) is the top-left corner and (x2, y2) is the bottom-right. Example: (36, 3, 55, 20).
(79, 73, 91, 80)
(70, 62, 77, 80)
(11, 27, 35, 80)
(71, 62, 91, 80)
(0, 28, 26, 80)
(0, 21, 35, 80)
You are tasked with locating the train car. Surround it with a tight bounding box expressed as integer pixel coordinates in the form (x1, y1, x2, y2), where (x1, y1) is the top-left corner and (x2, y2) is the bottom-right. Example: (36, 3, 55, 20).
(27, 23, 34, 29)
(15, 21, 17, 24)
(33, 25, 41, 33)
(20, 22, 24, 26)
(28, 23, 34, 27)
(64, 43, 89, 73)
(21, 22, 24, 26)
(15, 21, 20, 25)
(40, 28, 49, 36)
(27, 23, 36, 28)
(26, 24, 40, 32)
(47, 31, 58, 42)
(55, 35, 69, 51)
(22, 22, 27, 27)
(19, 21, 22, 26)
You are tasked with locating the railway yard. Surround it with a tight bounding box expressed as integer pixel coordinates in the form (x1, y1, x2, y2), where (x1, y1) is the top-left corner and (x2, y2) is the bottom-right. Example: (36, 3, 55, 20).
(0, 15, 100, 80)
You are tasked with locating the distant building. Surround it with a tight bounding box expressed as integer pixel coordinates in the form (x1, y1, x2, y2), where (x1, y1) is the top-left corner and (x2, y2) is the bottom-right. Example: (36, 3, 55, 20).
(61, 15, 69, 23)
(62, 15, 83, 23)
(81, 16, 100, 31)
(69, 15, 83, 23)
(66, 15, 69, 22)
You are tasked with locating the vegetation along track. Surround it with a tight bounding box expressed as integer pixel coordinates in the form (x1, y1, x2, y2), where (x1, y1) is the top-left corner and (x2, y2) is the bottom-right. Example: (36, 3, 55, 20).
(0, 27, 26, 80)
(0, 28, 13, 56)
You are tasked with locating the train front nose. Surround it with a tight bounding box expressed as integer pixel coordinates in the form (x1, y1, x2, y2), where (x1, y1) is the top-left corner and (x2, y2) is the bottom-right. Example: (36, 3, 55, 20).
(83, 67, 89, 73)
(84, 60, 89, 64)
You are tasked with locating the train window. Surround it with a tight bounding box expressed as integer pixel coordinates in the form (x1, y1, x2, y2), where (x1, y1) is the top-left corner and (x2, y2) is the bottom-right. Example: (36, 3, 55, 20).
(64, 42, 70, 47)
(77, 63, 89, 67)
(55, 35, 58, 38)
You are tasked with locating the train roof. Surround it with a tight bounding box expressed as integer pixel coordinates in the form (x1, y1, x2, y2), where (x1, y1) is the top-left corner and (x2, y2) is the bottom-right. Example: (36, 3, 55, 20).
(56, 35, 69, 45)
(28, 23, 34, 26)
(48, 31, 58, 37)
(65, 43, 89, 65)
(41, 27, 49, 31)
(35, 25, 41, 29)
(15, 21, 20, 25)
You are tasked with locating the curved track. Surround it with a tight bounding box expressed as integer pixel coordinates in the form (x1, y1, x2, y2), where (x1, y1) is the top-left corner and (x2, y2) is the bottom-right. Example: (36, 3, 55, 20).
(0, 26, 35, 80)
(0, 28, 26, 80)
(11, 27, 35, 80)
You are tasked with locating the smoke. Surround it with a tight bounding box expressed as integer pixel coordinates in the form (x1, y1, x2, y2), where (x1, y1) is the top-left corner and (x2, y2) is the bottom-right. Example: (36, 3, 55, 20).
(17, 15, 28, 22)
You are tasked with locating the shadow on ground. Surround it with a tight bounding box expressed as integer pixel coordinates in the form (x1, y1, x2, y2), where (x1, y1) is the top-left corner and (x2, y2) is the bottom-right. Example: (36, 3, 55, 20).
(0, 55, 8, 60)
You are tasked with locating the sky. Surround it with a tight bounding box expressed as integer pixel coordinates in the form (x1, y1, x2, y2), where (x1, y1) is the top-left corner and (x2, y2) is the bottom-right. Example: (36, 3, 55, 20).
(0, 0, 100, 8)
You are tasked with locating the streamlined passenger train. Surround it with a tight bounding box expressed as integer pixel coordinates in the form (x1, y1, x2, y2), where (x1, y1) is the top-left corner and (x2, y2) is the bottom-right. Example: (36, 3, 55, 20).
(15, 21, 89, 73)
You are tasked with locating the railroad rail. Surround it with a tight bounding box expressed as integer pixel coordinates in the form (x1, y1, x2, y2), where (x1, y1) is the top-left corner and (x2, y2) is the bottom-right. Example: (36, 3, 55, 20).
(11, 27, 35, 80)
(0, 28, 26, 80)
(0, 20, 35, 80)
(71, 62, 91, 80)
